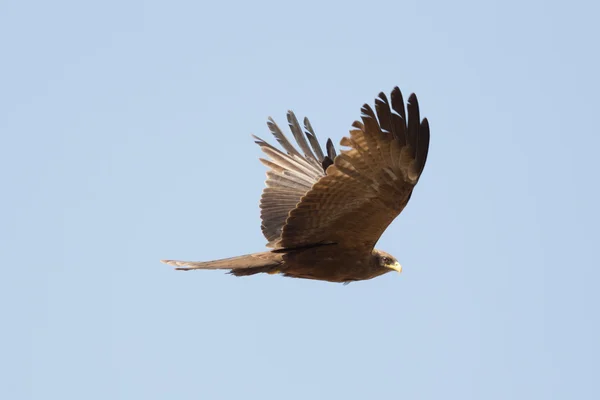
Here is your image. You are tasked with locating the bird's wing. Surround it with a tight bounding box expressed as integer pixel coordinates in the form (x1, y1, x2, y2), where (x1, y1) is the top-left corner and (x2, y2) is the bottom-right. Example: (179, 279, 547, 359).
(276, 87, 430, 250)
(255, 112, 336, 247)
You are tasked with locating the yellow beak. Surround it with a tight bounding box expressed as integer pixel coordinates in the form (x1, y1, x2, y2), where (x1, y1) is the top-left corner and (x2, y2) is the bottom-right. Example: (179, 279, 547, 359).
(390, 262, 402, 274)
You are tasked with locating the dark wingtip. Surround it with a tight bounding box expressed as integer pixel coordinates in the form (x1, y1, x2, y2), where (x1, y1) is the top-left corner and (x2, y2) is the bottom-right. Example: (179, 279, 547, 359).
(326, 138, 337, 159)
(416, 117, 430, 176)
(391, 87, 406, 121)
(406, 93, 421, 150)
(360, 103, 375, 118)
(321, 156, 334, 172)
(408, 93, 419, 107)
(375, 91, 392, 134)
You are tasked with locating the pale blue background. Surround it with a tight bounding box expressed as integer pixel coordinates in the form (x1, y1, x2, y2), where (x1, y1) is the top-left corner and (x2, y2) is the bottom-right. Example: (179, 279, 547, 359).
(2, 0, 599, 399)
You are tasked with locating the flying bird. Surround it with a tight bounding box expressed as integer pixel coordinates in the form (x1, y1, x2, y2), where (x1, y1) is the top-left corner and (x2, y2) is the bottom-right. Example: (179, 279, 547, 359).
(162, 87, 430, 283)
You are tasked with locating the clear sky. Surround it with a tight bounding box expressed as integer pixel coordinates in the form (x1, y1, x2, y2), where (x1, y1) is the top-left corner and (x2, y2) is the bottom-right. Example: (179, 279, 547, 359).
(2, 0, 599, 399)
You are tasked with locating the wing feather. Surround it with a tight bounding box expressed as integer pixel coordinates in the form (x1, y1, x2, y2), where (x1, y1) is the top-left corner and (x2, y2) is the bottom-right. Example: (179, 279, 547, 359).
(256, 115, 334, 246)
(391, 87, 407, 145)
(415, 118, 430, 177)
(375, 92, 393, 134)
(266, 118, 303, 158)
(287, 111, 320, 168)
(275, 87, 429, 251)
(303, 117, 326, 161)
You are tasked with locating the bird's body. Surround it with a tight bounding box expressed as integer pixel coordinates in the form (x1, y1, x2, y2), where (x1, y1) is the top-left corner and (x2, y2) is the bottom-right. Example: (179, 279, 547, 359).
(162, 87, 430, 283)
(166, 245, 399, 283)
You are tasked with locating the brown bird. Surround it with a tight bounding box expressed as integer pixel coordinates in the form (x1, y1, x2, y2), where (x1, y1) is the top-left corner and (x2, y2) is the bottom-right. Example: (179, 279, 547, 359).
(162, 87, 430, 283)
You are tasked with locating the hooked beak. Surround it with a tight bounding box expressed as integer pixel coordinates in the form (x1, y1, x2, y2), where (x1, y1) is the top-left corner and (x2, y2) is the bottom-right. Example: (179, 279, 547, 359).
(390, 262, 402, 274)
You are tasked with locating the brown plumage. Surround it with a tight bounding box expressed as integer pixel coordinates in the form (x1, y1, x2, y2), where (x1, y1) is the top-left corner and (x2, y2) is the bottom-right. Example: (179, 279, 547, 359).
(161, 87, 430, 283)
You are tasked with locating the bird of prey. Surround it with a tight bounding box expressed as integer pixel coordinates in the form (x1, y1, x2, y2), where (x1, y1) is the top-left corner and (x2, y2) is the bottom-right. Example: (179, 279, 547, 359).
(162, 87, 430, 283)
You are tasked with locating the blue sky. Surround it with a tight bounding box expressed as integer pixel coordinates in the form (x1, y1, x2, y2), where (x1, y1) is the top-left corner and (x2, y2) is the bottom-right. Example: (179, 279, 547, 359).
(2, 0, 599, 399)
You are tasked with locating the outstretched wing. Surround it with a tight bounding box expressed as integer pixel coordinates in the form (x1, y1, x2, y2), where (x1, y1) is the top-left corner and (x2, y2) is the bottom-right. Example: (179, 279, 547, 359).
(254, 112, 336, 247)
(275, 87, 430, 251)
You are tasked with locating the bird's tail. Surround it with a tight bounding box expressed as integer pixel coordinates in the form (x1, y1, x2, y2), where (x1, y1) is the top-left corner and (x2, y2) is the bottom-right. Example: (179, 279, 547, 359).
(161, 251, 283, 276)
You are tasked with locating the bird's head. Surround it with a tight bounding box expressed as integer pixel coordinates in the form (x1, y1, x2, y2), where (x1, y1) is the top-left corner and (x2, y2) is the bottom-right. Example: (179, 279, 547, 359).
(373, 249, 402, 274)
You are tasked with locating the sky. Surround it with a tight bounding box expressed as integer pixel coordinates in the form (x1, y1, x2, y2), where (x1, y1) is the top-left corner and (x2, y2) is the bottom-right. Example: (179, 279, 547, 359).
(1, 0, 599, 399)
